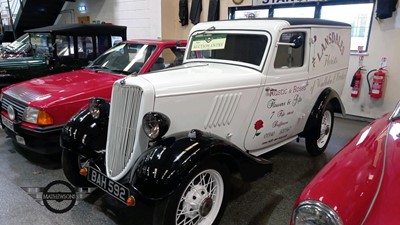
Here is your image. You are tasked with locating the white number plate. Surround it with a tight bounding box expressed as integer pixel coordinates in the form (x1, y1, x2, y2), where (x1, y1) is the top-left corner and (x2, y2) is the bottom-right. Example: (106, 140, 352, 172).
(1, 115, 14, 132)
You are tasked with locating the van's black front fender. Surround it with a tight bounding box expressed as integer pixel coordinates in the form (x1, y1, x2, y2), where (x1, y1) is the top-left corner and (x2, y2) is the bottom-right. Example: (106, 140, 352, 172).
(129, 129, 273, 201)
(60, 100, 110, 158)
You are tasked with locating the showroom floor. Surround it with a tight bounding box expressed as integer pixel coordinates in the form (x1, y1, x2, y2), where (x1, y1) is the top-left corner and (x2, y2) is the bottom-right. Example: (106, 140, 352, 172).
(0, 117, 370, 225)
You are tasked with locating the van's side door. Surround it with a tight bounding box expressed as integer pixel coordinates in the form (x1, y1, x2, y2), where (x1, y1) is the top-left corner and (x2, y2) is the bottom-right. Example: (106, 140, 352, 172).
(245, 29, 311, 153)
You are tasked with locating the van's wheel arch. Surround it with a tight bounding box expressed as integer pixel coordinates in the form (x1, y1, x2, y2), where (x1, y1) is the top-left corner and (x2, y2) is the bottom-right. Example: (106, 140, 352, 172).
(153, 159, 230, 225)
(305, 103, 334, 156)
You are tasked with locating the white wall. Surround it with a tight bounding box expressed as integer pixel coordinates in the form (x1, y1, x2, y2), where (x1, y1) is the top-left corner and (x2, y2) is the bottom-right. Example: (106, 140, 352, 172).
(341, 7, 400, 119)
(58, 0, 161, 39)
(161, 0, 250, 40)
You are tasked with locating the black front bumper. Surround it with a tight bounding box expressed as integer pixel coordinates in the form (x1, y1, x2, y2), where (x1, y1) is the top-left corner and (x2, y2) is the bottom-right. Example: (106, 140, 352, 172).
(1, 120, 63, 155)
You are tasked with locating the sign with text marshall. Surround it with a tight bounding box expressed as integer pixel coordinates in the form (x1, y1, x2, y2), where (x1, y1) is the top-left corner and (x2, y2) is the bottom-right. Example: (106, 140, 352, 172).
(253, 0, 328, 6)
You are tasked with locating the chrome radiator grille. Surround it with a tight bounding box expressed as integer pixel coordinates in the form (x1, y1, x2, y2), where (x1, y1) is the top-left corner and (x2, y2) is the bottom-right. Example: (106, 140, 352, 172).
(106, 83, 143, 178)
(1, 95, 27, 121)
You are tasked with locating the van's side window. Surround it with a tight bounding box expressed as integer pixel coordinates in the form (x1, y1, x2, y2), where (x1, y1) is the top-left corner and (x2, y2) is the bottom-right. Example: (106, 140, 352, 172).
(274, 32, 305, 69)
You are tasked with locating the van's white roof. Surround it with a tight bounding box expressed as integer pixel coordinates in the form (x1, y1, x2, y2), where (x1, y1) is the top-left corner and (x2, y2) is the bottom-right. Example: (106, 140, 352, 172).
(191, 18, 351, 34)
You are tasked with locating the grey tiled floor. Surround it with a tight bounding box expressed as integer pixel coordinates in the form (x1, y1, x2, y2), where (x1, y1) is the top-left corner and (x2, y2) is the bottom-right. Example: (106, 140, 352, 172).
(0, 117, 370, 225)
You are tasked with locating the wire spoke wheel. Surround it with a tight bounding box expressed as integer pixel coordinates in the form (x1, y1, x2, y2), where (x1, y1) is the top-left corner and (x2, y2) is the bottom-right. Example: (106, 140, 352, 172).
(176, 169, 224, 225)
(305, 103, 334, 156)
(153, 160, 230, 225)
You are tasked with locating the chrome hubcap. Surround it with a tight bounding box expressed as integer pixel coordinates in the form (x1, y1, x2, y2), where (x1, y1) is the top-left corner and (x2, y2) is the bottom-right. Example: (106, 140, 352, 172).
(317, 110, 332, 148)
(182, 185, 209, 218)
(199, 197, 213, 217)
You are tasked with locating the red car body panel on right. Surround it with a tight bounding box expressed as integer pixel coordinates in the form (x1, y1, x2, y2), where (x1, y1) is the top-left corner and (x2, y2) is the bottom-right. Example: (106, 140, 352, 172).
(292, 112, 400, 225)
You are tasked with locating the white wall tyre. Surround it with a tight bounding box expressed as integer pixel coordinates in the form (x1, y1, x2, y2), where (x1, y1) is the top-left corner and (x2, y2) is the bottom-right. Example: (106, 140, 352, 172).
(305, 104, 334, 156)
(153, 160, 230, 225)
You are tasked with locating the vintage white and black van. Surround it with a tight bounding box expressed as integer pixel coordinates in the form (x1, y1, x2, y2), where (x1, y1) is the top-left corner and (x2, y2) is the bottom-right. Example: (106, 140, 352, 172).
(61, 18, 351, 225)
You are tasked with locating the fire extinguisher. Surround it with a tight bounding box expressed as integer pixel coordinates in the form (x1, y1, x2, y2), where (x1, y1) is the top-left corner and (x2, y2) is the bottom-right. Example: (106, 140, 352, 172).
(367, 68, 386, 99)
(350, 67, 364, 98)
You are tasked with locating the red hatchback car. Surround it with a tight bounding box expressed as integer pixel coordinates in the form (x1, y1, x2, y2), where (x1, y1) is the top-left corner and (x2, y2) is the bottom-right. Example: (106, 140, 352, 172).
(291, 101, 400, 225)
(0, 39, 186, 154)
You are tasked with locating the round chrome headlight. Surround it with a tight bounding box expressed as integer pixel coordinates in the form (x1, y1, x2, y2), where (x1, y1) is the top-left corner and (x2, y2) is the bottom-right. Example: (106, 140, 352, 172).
(142, 112, 170, 140)
(293, 200, 343, 225)
(7, 105, 15, 120)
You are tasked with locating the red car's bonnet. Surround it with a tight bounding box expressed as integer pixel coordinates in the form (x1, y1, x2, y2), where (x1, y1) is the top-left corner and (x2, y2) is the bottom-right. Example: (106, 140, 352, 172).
(293, 114, 390, 225)
(4, 69, 122, 106)
(3, 69, 123, 124)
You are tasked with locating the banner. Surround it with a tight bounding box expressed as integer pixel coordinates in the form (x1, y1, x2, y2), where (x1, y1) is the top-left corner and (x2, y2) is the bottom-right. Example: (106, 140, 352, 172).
(253, 0, 327, 6)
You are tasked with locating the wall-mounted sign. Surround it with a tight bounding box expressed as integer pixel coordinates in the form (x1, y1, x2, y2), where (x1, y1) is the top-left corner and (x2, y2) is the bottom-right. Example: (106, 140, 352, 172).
(253, 0, 328, 6)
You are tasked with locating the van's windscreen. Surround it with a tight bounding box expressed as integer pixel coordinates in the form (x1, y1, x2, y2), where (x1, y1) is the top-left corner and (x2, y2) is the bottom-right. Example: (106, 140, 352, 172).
(187, 33, 268, 66)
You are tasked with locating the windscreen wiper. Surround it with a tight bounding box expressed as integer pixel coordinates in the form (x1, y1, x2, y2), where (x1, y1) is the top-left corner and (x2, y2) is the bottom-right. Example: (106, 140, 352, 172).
(87, 65, 110, 70)
(109, 69, 133, 75)
(87, 65, 132, 75)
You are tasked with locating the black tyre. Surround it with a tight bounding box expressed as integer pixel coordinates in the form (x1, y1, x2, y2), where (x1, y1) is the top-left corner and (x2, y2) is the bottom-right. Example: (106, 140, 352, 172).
(305, 103, 334, 156)
(62, 149, 103, 187)
(153, 160, 230, 225)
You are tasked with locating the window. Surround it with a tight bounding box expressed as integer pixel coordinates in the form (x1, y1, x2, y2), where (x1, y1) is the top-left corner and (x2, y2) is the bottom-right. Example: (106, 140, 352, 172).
(234, 9, 269, 19)
(96, 36, 111, 55)
(320, 4, 374, 52)
(93, 43, 156, 73)
(111, 36, 123, 46)
(274, 7, 315, 18)
(77, 36, 94, 59)
(229, 1, 374, 52)
(274, 32, 305, 68)
(157, 47, 185, 69)
(187, 33, 268, 66)
(56, 35, 73, 58)
(30, 33, 51, 55)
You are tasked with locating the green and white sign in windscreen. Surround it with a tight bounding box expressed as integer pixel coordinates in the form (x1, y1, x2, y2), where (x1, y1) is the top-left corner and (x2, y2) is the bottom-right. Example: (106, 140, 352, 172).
(191, 34, 227, 51)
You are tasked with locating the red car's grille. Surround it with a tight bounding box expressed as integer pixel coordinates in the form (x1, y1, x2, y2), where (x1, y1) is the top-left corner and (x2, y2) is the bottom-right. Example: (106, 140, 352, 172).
(1, 95, 27, 121)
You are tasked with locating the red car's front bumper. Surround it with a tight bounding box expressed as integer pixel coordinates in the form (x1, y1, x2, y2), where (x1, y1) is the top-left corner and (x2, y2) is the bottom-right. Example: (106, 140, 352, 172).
(1, 112, 63, 154)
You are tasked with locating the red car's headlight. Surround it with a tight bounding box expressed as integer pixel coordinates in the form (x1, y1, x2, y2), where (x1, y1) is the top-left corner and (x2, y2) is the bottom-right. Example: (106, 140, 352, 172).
(293, 200, 343, 225)
(22, 107, 54, 125)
